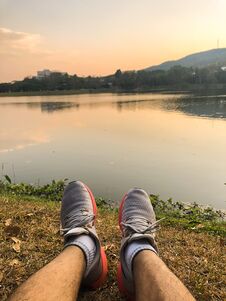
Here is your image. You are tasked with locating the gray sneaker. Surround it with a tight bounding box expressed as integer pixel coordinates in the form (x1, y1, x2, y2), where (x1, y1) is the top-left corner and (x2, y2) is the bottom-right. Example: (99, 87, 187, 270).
(117, 188, 161, 299)
(61, 181, 108, 289)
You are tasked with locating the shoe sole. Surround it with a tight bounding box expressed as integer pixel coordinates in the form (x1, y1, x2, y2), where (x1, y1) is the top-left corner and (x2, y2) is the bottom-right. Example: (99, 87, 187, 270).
(117, 193, 135, 301)
(84, 183, 108, 289)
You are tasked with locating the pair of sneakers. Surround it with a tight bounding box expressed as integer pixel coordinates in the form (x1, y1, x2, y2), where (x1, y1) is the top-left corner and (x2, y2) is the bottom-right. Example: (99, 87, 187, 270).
(61, 181, 160, 300)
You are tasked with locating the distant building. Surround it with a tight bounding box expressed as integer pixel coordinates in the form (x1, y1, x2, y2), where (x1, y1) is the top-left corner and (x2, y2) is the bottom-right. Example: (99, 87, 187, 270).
(36, 69, 52, 79)
(221, 67, 226, 71)
(36, 69, 67, 79)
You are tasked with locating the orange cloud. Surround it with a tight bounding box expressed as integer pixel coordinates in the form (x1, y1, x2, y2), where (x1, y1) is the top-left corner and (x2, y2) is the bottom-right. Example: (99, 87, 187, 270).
(0, 27, 46, 56)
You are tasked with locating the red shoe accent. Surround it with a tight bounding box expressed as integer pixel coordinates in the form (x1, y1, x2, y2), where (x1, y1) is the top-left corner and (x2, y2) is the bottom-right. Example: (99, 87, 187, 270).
(91, 247, 108, 289)
(84, 184, 98, 217)
(118, 193, 127, 231)
(84, 183, 108, 289)
(117, 263, 134, 301)
(117, 262, 125, 294)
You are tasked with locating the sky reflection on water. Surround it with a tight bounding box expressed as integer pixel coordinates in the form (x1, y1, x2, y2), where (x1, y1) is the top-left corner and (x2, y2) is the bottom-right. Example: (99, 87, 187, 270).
(0, 93, 225, 209)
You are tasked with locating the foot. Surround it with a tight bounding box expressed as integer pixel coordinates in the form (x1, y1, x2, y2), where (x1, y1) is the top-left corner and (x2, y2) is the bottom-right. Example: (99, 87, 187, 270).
(117, 188, 161, 300)
(61, 181, 108, 289)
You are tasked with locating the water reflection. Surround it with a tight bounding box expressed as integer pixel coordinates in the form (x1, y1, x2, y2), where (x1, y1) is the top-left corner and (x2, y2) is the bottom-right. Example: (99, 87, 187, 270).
(0, 94, 225, 120)
(0, 93, 226, 209)
(0, 101, 79, 112)
(166, 97, 226, 119)
(40, 102, 79, 113)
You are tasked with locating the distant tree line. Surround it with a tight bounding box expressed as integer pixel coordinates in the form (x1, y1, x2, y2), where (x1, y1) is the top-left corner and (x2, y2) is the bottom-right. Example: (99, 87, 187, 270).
(1, 66, 226, 93)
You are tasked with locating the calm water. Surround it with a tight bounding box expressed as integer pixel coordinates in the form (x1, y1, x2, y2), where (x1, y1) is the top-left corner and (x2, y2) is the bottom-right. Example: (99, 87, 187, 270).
(0, 93, 226, 209)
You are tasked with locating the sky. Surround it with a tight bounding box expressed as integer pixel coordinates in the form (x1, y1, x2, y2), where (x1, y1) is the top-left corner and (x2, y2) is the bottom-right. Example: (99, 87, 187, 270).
(0, 0, 226, 82)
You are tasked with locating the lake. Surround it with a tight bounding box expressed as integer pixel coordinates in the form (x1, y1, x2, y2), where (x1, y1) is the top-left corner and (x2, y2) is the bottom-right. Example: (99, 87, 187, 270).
(0, 93, 226, 209)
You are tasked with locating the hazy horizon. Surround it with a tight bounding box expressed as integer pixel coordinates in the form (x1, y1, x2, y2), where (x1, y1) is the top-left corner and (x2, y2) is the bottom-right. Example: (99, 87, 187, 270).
(0, 0, 226, 82)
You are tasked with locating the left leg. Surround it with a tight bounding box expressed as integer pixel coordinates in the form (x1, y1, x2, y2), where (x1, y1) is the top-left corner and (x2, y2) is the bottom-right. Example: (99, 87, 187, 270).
(9, 246, 85, 301)
(9, 181, 108, 301)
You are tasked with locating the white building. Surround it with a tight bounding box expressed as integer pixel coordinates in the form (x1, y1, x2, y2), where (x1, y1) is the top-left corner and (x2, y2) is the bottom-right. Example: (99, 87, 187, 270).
(221, 67, 226, 71)
(36, 69, 52, 79)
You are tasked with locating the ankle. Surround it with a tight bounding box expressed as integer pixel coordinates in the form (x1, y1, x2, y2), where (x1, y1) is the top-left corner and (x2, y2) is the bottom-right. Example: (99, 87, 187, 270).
(124, 240, 157, 274)
(134, 249, 158, 267)
(64, 234, 97, 275)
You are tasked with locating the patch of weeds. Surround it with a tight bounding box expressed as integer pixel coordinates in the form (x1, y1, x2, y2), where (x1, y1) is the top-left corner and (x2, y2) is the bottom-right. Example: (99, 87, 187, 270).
(150, 194, 226, 236)
(0, 176, 66, 201)
(95, 197, 108, 207)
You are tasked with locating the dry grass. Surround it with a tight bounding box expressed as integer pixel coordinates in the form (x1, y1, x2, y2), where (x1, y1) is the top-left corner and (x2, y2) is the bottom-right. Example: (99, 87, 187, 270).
(0, 196, 225, 301)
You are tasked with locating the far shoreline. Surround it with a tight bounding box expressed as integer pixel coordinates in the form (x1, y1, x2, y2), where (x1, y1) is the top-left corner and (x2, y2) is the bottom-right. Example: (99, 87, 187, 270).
(0, 88, 188, 97)
(0, 84, 226, 97)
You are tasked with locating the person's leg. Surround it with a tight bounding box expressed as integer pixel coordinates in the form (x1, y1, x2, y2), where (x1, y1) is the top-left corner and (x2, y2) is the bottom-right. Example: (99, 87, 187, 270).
(9, 246, 85, 301)
(117, 188, 195, 301)
(9, 181, 108, 301)
(134, 250, 195, 301)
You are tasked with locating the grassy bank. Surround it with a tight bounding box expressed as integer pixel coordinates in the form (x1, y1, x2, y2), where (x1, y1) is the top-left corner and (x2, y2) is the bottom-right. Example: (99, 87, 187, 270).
(0, 179, 225, 236)
(0, 180, 225, 300)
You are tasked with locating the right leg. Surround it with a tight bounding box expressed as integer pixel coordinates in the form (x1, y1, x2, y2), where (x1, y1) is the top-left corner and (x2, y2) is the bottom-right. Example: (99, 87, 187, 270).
(134, 250, 195, 301)
(117, 188, 195, 301)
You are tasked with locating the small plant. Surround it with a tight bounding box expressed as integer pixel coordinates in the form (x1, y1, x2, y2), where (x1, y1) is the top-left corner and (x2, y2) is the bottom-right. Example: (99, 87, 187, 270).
(96, 197, 108, 207)
(4, 175, 12, 184)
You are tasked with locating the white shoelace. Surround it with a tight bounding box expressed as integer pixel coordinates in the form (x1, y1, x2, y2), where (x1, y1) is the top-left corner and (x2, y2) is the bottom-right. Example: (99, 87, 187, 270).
(61, 209, 95, 235)
(121, 216, 164, 236)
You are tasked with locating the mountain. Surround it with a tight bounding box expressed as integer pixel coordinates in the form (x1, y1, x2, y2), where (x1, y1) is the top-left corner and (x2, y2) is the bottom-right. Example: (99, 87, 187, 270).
(144, 48, 226, 71)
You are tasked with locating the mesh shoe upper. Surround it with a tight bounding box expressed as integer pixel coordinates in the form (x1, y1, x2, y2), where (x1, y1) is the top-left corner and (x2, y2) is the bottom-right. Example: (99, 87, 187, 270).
(120, 188, 159, 249)
(61, 181, 96, 238)
(61, 181, 103, 287)
(119, 188, 161, 295)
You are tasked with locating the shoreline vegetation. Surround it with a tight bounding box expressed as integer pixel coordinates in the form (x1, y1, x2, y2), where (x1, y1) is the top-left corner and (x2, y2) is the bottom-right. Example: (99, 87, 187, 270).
(0, 178, 225, 235)
(0, 84, 226, 97)
(0, 65, 226, 97)
(0, 179, 225, 300)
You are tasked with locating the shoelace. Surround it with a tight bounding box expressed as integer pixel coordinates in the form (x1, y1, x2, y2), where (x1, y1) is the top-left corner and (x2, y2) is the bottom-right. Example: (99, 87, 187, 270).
(61, 209, 95, 235)
(121, 216, 164, 236)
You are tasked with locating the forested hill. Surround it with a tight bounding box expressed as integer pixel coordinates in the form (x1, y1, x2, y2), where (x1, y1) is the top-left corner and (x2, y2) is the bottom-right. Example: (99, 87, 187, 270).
(144, 48, 226, 71)
(1, 49, 226, 94)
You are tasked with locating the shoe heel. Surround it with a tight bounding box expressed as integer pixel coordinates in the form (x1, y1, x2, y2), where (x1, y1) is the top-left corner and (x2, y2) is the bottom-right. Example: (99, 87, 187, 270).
(117, 262, 134, 301)
(91, 247, 108, 289)
(117, 262, 124, 294)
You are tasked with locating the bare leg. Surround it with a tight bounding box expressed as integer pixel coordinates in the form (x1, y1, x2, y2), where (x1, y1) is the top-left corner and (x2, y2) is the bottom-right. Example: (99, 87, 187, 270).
(134, 250, 195, 301)
(9, 246, 85, 301)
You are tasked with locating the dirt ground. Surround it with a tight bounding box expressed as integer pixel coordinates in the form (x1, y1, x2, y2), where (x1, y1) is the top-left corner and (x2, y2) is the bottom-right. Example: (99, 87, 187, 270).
(0, 196, 225, 301)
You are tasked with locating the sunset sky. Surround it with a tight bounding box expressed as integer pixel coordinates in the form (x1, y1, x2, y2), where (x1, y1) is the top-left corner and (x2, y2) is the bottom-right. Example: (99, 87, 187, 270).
(0, 0, 226, 82)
